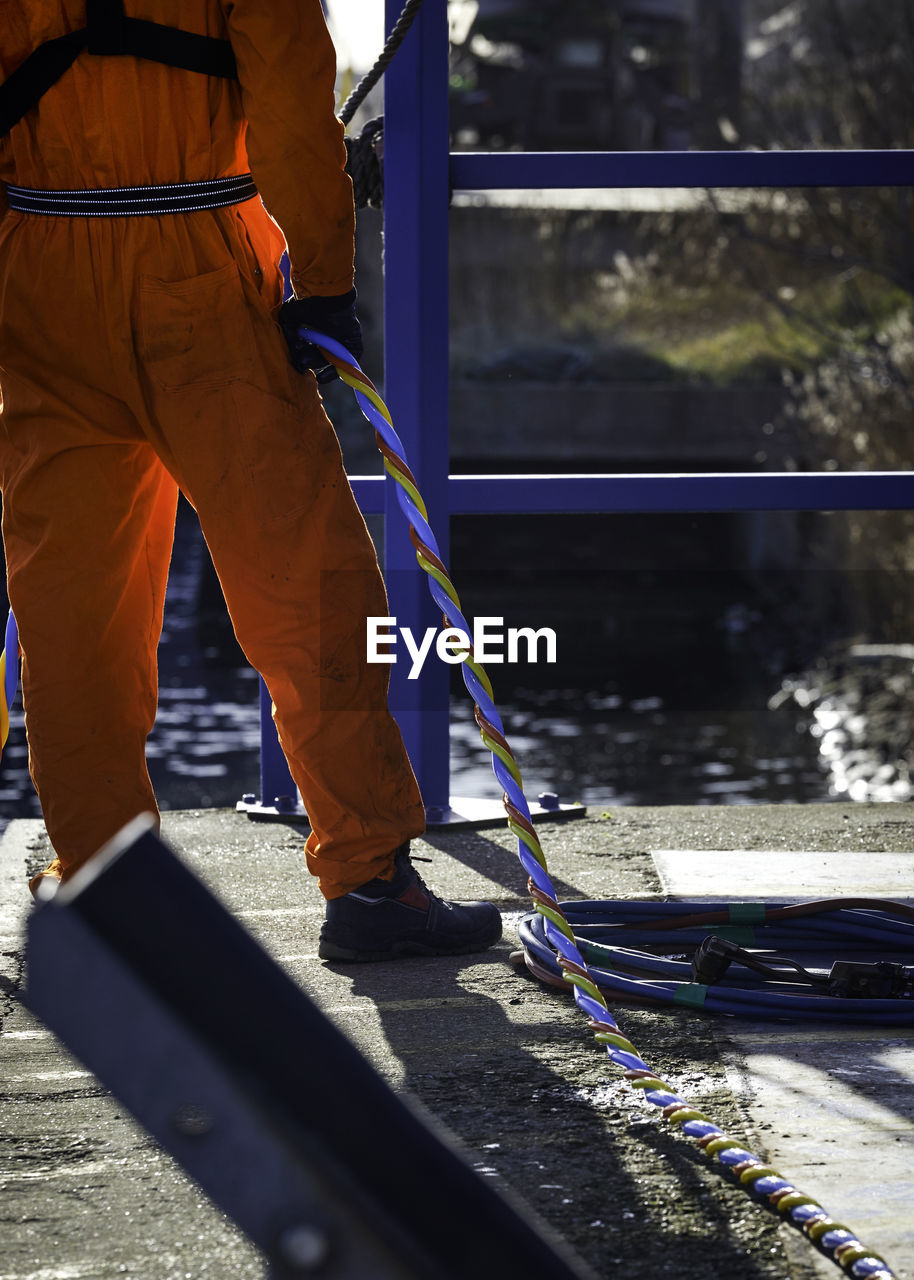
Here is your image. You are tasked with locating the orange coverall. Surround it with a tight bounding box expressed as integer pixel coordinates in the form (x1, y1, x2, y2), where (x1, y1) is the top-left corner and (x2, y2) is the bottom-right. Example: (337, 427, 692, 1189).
(0, 0, 426, 897)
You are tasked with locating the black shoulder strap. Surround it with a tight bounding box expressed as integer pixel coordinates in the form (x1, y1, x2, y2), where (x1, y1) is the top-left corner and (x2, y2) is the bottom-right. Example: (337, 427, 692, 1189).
(0, 29, 88, 138)
(0, 0, 237, 139)
(85, 0, 237, 78)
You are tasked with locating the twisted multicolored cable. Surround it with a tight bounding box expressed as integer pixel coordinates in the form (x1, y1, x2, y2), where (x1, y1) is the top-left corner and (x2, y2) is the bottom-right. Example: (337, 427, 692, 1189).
(299, 327, 899, 1280)
(0, 609, 19, 758)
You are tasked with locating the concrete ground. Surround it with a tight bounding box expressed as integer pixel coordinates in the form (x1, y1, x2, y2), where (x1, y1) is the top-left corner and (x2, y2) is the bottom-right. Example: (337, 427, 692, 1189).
(1, 803, 912, 1280)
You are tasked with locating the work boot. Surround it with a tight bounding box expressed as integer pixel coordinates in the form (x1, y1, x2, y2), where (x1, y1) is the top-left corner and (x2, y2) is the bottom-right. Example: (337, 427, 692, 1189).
(318, 845, 502, 962)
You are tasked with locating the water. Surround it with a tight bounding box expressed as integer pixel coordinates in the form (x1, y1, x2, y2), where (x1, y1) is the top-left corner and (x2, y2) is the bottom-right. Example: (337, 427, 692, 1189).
(0, 502, 837, 834)
(770, 646, 914, 803)
(450, 681, 826, 808)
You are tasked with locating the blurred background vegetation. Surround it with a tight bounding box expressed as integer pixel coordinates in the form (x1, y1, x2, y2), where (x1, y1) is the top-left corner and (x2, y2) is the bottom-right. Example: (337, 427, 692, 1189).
(438, 0, 914, 629)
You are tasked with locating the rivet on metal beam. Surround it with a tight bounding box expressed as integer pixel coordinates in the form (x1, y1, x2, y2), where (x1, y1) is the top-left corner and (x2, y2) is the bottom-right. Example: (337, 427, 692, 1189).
(171, 1104, 214, 1138)
(277, 1224, 331, 1272)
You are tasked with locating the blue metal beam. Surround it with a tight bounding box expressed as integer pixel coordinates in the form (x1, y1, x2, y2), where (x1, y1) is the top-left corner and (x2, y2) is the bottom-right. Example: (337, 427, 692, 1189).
(350, 471, 914, 515)
(382, 0, 451, 810)
(451, 150, 914, 191)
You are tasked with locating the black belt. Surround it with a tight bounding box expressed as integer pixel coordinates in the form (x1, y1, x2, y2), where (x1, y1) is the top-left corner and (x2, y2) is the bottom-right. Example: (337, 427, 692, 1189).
(5, 173, 257, 216)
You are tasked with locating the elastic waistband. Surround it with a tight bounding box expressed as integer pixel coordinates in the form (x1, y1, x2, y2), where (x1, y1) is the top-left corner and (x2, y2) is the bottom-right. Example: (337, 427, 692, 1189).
(5, 173, 258, 216)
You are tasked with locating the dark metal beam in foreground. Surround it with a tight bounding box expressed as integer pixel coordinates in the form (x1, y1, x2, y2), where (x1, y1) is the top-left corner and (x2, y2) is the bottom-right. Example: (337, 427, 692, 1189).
(450, 149, 914, 191)
(26, 817, 592, 1280)
(350, 471, 914, 515)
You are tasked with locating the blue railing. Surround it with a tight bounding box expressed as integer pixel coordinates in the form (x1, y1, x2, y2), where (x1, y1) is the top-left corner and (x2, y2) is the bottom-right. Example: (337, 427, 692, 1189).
(255, 0, 914, 817)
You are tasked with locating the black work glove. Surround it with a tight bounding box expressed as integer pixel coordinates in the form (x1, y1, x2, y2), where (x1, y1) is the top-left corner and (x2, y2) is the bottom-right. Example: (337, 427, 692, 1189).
(277, 288, 363, 384)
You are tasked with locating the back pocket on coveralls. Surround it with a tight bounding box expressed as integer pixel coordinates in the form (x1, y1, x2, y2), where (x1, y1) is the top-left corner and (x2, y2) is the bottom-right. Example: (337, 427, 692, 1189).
(138, 262, 255, 391)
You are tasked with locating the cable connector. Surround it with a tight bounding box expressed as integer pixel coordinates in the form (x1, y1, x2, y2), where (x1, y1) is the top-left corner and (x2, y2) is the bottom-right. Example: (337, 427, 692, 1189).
(692, 936, 826, 989)
(827, 960, 914, 999)
(692, 935, 737, 983)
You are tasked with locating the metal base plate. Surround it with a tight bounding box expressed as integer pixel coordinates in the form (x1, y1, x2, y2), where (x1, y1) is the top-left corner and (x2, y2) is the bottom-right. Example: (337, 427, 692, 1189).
(236, 795, 586, 829)
(424, 796, 587, 829)
(236, 797, 310, 824)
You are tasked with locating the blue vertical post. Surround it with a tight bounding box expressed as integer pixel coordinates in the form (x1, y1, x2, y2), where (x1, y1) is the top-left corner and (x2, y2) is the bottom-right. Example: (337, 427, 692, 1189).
(250, 254, 300, 813)
(258, 679, 295, 810)
(382, 0, 451, 813)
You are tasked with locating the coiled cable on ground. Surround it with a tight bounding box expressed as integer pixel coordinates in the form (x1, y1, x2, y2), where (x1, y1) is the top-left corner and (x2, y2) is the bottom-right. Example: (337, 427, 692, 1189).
(301, 327, 900, 1280)
(517, 897, 914, 1022)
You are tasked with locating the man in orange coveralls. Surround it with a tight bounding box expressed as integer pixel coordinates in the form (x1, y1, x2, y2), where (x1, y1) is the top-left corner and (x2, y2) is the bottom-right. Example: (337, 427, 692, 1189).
(0, 0, 501, 961)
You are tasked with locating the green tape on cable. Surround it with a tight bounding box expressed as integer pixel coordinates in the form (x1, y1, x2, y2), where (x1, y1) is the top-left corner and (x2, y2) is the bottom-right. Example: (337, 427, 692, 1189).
(728, 903, 767, 924)
(579, 939, 616, 967)
(673, 983, 708, 1009)
(712, 925, 756, 946)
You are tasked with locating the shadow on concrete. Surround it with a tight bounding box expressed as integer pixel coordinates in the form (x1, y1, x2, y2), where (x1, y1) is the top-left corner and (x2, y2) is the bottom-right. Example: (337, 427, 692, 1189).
(420, 826, 586, 902)
(325, 949, 790, 1279)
